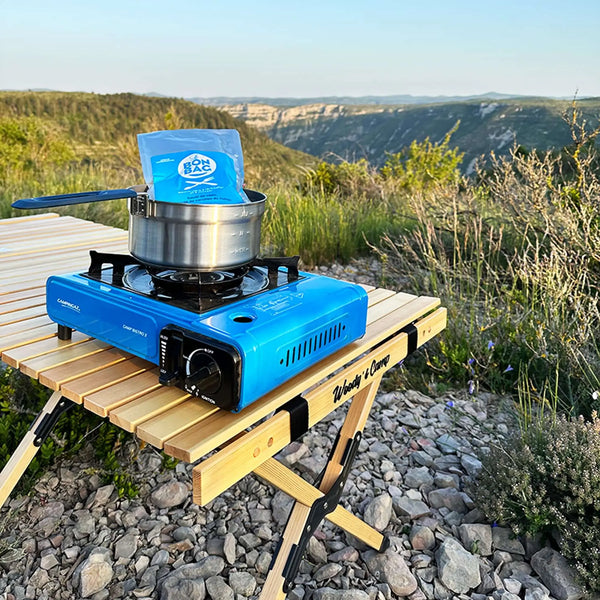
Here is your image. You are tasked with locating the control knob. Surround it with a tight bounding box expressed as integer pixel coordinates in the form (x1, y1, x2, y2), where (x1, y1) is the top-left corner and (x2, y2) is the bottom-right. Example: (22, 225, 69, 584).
(185, 350, 221, 395)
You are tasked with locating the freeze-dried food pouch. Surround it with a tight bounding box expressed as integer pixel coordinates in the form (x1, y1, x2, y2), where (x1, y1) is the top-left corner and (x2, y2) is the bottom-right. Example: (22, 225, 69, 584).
(137, 129, 248, 204)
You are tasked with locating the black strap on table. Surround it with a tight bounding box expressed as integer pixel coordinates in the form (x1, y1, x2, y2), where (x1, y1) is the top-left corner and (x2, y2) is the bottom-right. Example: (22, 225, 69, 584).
(276, 394, 309, 441)
(401, 322, 419, 355)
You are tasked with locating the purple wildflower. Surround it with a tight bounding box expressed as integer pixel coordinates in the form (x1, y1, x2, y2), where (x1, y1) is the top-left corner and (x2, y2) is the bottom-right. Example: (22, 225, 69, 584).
(445, 400, 455, 409)
(503, 365, 514, 373)
(468, 380, 475, 395)
(487, 340, 495, 351)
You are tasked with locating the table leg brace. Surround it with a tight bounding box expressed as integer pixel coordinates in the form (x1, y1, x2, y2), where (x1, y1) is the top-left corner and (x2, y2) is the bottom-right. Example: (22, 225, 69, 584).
(259, 376, 383, 598)
(0, 391, 73, 508)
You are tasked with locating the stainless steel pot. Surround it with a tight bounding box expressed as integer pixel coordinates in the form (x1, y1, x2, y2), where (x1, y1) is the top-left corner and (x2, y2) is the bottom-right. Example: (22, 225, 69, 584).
(13, 187, 267, 272)
(128, 189, 266, 271)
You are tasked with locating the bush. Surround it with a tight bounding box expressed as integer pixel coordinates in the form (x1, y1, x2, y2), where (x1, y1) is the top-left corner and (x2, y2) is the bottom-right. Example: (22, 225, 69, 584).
(473, 413, 600, 591)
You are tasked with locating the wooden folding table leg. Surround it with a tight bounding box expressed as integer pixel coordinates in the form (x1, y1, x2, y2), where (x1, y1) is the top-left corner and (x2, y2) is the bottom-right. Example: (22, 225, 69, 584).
(259, 376, 383, 599)
(0, 391, 73, 508)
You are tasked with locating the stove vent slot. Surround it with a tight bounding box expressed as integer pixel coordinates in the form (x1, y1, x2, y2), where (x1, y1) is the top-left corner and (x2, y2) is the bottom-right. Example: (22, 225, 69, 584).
(282, 322, 346, 367)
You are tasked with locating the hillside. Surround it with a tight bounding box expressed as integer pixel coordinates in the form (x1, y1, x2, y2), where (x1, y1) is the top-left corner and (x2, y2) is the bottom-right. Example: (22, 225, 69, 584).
(223, 98, 600, 172)
(0, 92, 315, 188)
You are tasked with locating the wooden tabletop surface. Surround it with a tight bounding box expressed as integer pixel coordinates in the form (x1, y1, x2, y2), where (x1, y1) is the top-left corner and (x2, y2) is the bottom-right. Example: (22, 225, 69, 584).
(1, 213, 446, 469)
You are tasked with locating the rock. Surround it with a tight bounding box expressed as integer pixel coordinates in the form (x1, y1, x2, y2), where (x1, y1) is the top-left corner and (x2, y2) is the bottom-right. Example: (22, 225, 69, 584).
(458, 524, 493, 556)
(151, 549, 170, 567)
(30, 501, 64, 522)
(409, 526, 435, 550)
(161, 576, 206, 600)
(179, 556, 225, 579)
(433, 472, 459, 489)
(255, 551, 273, 574)
(436, 434, 461, 453)
(277, 441, 309, 466)
(271, 491, 294, 526)
(405, 467, 434, 489)
(363, 494, 393, 531)
(205, 575, 234, 600)
(222, 533, 237, 564)
(314, 562, 344, 582)
(531, 548, 584, 600)
(88, 484, 114, 507)
(307, 536, 328, 564)
(504, 578, 522, 595)
(74, 550, 114, 598)
(525, 589, 551, 600)
(363, 550, 418, 596)
(392, 497, 431, 519)
(460, 454, 483, 476)
(492, 528, 525, 555)
(239, 533, 261, 550)
(411, 451, 434, 467)
(172, 526, 197, 544)
(150, 481, 189, 509)
(428, 488, 467, 513)
(312, 589, 370, 600)
(329, 546, 359, 562)
(39, 550, 59, 570)
(228, 571, 256, 596)
(435, 538, 481, 594)
(114, 533, 138, 559)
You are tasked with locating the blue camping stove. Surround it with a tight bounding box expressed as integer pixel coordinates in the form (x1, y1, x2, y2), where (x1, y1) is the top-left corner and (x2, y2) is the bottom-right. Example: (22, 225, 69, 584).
(46, 251, 368, 412)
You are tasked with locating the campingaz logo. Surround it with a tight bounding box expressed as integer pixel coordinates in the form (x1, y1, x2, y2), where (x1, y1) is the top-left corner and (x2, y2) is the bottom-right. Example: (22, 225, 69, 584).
(178, 153, 218, 191)
(57, 298, 80, 313)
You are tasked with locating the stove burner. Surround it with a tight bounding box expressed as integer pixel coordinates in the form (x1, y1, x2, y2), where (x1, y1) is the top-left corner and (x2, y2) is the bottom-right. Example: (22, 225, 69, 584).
(85, 251, 302, 314)
(122, 264, 271, 304)
(148, 266, 250, 297)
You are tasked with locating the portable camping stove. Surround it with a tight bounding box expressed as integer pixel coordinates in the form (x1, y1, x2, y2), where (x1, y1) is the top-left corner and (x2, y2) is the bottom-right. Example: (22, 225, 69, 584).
(46, 251, 368, 411)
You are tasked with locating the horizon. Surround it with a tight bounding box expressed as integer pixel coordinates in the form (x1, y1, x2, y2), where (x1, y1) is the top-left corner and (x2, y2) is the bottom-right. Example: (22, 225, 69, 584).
(2, 89, 597, 103)
(1, 0, 599, 99)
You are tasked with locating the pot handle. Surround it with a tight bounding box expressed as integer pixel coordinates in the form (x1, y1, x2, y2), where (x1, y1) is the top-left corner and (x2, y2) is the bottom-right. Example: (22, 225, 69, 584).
(12, 188, 138, 209)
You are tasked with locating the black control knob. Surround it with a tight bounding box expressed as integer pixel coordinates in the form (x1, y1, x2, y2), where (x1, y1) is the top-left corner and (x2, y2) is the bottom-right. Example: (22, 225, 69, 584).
(185, 351, 221, 395)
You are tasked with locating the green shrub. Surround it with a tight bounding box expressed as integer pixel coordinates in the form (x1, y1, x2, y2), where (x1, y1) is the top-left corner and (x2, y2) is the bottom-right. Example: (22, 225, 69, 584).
(473, 413, 600, 591)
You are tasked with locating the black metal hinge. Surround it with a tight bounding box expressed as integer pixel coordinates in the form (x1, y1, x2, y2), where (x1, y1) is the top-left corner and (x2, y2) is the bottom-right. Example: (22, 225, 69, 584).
(31, 397, 74, 447)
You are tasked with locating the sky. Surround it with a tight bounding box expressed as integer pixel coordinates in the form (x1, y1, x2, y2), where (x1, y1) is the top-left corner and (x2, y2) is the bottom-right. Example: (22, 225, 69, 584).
(1, 0, 599, 99)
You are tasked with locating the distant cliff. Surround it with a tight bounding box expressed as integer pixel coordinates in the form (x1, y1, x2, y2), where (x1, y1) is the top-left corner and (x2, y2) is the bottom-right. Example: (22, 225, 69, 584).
(221, 98, 600, 173)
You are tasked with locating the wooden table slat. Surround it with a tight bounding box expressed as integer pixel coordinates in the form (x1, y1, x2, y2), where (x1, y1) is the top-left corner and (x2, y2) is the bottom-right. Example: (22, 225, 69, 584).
(108, 387, 191, 432)
(0, 288, 45, 305)
(1, 331, 90, 367)
(135, 399, 220, 449)
(59, 357, 152, 403)
(0, 315, 53, 338)
(83, 369, 161, 417)
(19, 339, 112, 378)
(0, 305, 47, 326)
(0, 229, 127, 258)
(0, 323, 59, 354)
(38, 347, 132, 391)
(0, 213, 59, 225)
(0, 296, 46, 316)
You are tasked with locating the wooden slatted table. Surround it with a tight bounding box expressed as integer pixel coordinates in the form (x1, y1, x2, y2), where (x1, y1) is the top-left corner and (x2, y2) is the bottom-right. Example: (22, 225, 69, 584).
(0, 213, 446, 599)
